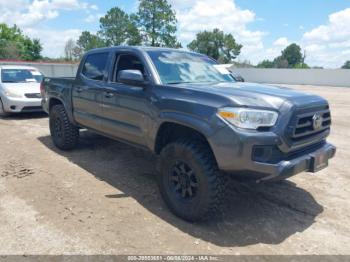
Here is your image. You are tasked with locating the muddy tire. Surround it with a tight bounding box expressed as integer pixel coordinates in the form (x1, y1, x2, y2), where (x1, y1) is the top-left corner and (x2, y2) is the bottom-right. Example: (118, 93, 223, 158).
(49, 104, 79, 150)
(158, 139, 226, 222)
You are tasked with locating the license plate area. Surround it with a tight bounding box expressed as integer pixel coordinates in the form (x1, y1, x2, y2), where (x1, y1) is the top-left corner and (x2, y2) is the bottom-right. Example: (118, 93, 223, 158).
(310, 151, 329, 173)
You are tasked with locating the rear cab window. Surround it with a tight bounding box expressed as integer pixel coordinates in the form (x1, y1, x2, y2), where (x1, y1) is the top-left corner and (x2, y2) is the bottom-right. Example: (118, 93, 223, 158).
(81, 52, 109, 81)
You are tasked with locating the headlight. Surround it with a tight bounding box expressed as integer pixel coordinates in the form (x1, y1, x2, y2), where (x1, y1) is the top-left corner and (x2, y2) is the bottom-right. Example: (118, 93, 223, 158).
(218, 107, 278, 130)
(5, 90, 23, 98)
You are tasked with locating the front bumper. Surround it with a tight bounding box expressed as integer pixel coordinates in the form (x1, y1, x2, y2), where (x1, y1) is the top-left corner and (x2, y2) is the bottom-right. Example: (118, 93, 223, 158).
(209, 125, 336, 182)
(1, 95, 43, 113)
(252, 142, 336, 182)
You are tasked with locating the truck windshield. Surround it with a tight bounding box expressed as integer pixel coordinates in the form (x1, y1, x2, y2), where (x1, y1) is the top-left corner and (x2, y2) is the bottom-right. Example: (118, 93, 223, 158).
(1, 69, 43, 83)
(147, 50, 234, 85)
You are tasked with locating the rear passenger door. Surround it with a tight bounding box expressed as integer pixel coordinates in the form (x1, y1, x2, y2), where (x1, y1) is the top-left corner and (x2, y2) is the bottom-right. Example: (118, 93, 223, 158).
(72, 52, 109, 131)
(100, 52, 151, 146)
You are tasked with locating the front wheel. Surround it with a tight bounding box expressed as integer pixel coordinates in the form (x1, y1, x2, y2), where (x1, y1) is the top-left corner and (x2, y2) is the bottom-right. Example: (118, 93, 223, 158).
(49, 104, 79, 150)
(158, 139, 226, 222)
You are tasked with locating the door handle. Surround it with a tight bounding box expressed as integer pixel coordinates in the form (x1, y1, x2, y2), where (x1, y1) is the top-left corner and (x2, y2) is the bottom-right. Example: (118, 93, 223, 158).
(76, 87, 84, 93)
(105, 92, 114, 98)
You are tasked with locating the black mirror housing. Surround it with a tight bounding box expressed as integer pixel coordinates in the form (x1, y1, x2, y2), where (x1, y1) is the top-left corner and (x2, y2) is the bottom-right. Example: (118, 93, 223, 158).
(117, 70, 146, 87)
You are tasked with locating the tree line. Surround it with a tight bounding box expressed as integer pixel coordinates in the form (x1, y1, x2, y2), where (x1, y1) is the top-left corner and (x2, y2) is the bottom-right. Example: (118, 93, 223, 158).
(257, 43, 309, 69)
(0, 24, 42, 61)
(0, 0, 349, 69)
(257, 44, 350, 69)
(65, 0, 242, 64)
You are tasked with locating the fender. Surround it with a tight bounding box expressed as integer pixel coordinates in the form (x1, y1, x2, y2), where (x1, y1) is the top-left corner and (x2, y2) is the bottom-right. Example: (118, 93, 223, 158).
(149, 111, 223, 152)
(48, 90, 76, 125)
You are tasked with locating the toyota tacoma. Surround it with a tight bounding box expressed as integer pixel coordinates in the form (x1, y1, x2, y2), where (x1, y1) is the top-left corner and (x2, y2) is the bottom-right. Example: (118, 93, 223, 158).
(42, 47, 336, 222)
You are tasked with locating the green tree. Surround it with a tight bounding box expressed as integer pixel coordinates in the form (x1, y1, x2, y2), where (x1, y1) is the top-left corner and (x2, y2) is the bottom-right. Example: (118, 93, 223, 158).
(257, 43, 309, 69)
(188, 29, 242, 63)
(257, 59, 275, 68)
(21, 38, 43, 60)
(294, 63, 310, 69)
(99, 7, 141, 46)
(188, 30, 220, 60)
(222, 34, 242, 63)
(0, 23, 42, 60)
(280, 43, 303, 68)
(273, 56, 289, 68)
(341, 61, 350, 69)
(134, 0, 181, 47)
(0, 23, 22, 59)
(77, 31, 105, 53)
(0, 40, 21, 59)
(0, 23, 23, 42)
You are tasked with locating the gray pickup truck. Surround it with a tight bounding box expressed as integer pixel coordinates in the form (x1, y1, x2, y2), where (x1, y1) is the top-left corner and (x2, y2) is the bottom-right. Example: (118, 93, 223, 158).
(42, 46, 336, 221)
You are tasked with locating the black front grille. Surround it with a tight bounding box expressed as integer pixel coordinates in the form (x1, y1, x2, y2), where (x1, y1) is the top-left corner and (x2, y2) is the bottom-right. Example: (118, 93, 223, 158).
(290, 107, 331, 142)
(25, 93, 41, 99)
(253, 141, 326, 164)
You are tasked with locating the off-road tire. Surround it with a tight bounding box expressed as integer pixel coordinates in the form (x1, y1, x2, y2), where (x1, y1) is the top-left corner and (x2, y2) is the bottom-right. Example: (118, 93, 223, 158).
(158, 139, 226, 222)
(49, 104, 79, 150)
(0, 99, 10, 117)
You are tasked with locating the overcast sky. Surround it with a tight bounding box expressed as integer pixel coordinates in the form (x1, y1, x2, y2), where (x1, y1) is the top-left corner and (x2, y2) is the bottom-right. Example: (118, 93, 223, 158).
(0, 0, 349, 68)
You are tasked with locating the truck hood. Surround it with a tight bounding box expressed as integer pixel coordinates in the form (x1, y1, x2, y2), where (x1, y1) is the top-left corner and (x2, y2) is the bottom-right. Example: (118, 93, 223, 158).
(176, 82, 328, 109)
(1, 82, 41, 96)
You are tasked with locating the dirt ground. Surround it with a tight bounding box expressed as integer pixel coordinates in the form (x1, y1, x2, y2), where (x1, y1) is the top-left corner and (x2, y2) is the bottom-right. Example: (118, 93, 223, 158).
(0, 85, 349, 255)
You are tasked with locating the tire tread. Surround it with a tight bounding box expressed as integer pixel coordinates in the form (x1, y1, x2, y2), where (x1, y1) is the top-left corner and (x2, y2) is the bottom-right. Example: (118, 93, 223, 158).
(159, 138, 226, 222)
(50, 104, 79, 150)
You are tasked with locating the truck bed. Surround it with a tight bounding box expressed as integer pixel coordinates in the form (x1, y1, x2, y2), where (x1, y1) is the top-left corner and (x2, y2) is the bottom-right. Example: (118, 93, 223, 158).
(42, 77, 76, 114)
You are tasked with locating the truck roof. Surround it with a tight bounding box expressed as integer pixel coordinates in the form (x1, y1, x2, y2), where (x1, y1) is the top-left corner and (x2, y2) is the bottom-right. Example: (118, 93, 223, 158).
(86, 46, 199, 55)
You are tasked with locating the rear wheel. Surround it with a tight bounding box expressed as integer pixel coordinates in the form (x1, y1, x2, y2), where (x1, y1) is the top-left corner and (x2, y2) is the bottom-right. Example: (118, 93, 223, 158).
(158, 139, 226, 222)
(0, 99, 10, 117)
(49, 104, 79, 150)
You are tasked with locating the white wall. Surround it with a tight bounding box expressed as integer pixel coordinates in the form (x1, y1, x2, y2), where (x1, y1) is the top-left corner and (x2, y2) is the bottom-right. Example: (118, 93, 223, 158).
(230, 68, 350, 87)
(0, 61, 78, 78)
(1, 61, 349, 87)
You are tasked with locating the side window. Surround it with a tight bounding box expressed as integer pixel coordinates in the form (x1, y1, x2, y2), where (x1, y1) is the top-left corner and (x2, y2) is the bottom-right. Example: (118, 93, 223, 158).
(82, 53, 109, 81)
(113, 54, 145, 82)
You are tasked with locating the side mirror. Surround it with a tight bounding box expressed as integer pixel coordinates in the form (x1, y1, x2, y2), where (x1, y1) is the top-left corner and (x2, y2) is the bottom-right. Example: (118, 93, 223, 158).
(117, 70, 146, 87)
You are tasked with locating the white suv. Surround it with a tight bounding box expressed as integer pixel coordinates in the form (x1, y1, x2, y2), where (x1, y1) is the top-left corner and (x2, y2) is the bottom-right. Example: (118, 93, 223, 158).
(0, 65, 44, 116)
